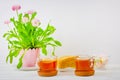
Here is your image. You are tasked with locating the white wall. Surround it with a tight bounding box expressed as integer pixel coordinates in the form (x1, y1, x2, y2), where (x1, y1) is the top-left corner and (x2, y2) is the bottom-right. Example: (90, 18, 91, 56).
(0, 0, 120, 65)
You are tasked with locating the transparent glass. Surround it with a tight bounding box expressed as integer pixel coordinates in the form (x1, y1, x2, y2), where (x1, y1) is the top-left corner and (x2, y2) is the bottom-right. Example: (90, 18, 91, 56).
(75, 55, 95, 76)
(37, 55, 57, 77)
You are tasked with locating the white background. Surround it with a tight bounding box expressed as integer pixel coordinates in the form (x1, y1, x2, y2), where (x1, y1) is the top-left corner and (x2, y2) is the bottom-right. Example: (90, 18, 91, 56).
(1, 0, 120, 80)
(0, 0, 120, 65)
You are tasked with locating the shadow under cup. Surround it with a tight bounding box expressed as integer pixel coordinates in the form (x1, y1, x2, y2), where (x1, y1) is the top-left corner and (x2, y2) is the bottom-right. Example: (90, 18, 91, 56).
(75, 56, 95, 76)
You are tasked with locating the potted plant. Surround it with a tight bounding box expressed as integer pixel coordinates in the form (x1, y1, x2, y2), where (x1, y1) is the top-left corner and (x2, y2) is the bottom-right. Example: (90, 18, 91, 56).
(3, 5, 62, 69)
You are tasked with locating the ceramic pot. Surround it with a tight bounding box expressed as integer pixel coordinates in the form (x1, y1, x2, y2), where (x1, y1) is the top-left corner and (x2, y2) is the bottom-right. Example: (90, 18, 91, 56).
(20, 48, 40, 67)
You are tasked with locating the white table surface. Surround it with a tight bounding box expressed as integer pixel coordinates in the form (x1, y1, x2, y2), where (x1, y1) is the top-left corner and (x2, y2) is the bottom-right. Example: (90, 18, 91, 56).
(0, 63, 120, 80)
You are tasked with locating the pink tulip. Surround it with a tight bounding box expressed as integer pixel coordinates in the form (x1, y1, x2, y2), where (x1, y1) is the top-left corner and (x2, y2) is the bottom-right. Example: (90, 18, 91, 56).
(32, 19, 41, 27)
(26, 10, 35, 14)
(12, 5, 21, 11)
(4, 20, 10, 24)
(22, 17, 29, 23)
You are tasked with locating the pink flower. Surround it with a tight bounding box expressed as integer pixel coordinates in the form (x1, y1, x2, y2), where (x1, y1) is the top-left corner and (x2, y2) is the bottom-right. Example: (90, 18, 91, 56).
(26, 10, 35, 14)
(4, 20, 10, 24)
(31, 19, 41, 27)
(12, 5, 21, 11)
(22, 17, 29, 23)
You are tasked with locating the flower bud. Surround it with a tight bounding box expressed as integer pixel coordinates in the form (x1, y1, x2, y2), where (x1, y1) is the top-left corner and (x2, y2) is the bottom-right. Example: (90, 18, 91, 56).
(32, 19, 41, 27)
(22, 17, 29, 23)
(12, 5, 21, 11)
(4, 20, 10, 24)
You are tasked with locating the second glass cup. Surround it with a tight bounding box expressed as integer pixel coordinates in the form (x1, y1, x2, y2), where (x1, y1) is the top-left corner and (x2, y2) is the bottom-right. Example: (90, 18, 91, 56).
(75, 55, 95, 76)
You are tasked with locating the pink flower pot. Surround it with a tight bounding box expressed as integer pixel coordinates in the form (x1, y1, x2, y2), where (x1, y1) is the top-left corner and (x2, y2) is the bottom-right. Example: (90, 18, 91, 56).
(20, 48, 40, 67)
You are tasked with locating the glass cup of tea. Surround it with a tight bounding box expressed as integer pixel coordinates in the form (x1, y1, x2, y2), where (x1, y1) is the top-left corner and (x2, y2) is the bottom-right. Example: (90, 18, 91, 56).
(75, 55, 95, 76)
(37, 55, 57, 77)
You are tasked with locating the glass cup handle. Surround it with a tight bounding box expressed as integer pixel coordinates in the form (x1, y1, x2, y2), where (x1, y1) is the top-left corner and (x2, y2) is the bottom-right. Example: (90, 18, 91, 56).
(90, 57, 94, 68)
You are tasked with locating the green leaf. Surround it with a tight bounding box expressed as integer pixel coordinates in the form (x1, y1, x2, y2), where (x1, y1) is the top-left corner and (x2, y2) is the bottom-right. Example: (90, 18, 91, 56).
(10, 56, 13, 64)
(35, 28, 43, 36)
(43, 37, 54, 42)
(13, 49, 21, 57)
(10, 17, 15, 22)
(17, 54, 24, 69)
(46, 24, 56, 36)
(17, 59, 22, 69)
(52, 52, 55, 56)
(47, 43, 56, 47)
(6, 55, 9, 63)
(10, 17, 17, 27)
(6, 35, 14, 40)
(3, 33, 9, 38)
(42, 47, 47, 55)
(24, 14, 29, 19)
(12, 40, 19, 44)
(54, 40, 62, 46)
(4, 31, 19, 41)
(52, 46, 55, 56)
(30, 12, 37, 21)
(6, 49, 21, 64)
(47, 25, 55, 31)
(8, 51, 14, 64)
(18, 13, 22, 22)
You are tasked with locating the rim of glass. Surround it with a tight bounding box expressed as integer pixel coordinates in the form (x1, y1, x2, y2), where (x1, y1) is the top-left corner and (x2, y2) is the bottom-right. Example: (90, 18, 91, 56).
(76, 55, 94, 60)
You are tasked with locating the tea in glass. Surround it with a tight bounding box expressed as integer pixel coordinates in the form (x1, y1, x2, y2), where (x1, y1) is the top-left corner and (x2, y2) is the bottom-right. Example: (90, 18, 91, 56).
(75, 55, 95, 76)
(37, 56, 57, 77)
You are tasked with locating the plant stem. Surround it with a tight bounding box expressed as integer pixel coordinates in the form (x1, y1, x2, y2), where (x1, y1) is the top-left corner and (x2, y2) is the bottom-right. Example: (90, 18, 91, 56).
(21, 49, 28, 58)
(38, 53, 40, 60)
(52, 46, 55, 56)
(7, 24, 11, 30)
(16, 10, 19, 17)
